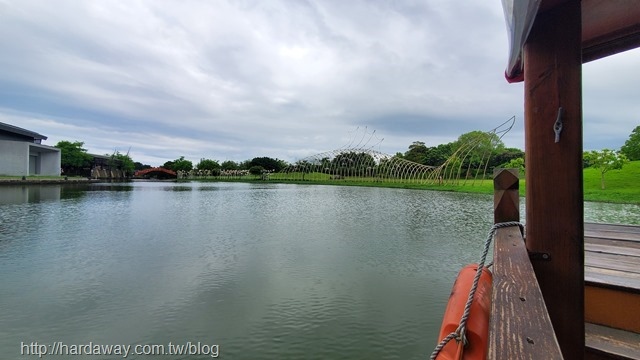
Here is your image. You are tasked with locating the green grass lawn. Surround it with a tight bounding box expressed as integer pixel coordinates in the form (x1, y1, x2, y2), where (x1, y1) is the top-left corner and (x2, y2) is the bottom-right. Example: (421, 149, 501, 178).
(425, 162, 639, 204)
(12, 162, 635, 204)
(225, 162, 639, 204)
(583, 160, 640, 203)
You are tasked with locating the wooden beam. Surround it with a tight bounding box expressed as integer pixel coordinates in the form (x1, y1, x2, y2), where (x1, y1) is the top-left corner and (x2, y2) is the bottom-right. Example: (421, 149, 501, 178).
(540, 0, 640, 63)
(523, 1, 584, 359)
(582, 0, 640, 63)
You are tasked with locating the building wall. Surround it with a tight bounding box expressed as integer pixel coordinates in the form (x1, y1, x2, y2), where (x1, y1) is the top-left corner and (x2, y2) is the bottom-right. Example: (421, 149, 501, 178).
(33, 146, 61, 176)
(0, 141, 61, 176)
(0, 141, 29, 175)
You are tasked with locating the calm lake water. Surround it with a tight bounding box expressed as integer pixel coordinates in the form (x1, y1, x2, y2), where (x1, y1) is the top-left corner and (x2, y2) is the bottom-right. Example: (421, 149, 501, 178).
(1, 182, 638, 359)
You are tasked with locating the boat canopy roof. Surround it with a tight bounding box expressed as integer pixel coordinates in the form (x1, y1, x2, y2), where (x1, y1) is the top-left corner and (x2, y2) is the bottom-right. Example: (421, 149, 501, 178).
(501, 0, 640, 83)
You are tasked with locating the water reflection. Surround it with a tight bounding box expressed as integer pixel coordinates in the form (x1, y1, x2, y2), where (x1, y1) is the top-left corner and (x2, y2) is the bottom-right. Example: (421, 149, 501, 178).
(0, 185, 62, 205)
(0, 182, 637, 360)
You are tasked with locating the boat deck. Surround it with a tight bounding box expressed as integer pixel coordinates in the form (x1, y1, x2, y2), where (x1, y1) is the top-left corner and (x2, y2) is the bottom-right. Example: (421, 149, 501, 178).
(584, 222, 640, 360)
(585, 222, 640, 293)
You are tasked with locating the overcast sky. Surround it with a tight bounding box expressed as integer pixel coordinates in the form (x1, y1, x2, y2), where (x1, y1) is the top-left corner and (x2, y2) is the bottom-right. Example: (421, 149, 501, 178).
(1, 1, 638, 166)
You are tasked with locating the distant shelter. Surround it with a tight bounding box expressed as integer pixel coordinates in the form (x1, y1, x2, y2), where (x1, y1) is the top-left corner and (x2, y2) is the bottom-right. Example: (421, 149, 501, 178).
(0, 121, 61, 176)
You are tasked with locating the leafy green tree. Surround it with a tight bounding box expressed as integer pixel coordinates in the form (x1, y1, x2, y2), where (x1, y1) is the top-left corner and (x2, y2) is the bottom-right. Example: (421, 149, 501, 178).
(492, 147, 525, 169)
(620, 125, 640, 161)
(250, 157, 287, 172)
(424, 143, 454, 166)
(455, 131, 504, 163)
(239, 160, 252, 170)
(162, 160, 175, 170)
(331, 152, 376, 176)
(196, 158, 221, 176)
(166, 156, 193, 172)
(584, 149, 629, 189)
(453, 131, 505, 178)
(55, 140, 92, 174)
(500, 157, 525, 176)
(249, 165, 264, 176)
(221, 160, 239, 171)
(108, 151, 135, 175)
(196, 158, 221, 171)
(404, 141, 428, 164)
(134, 162, 152, 171)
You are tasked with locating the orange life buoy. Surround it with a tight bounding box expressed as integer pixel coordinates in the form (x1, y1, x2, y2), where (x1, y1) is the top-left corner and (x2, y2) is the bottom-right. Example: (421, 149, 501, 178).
(436, 264, 492, 360)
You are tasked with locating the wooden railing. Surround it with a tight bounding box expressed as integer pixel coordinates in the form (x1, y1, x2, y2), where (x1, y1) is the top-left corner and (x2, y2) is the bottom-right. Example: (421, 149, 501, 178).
(487, 169, 564, 359)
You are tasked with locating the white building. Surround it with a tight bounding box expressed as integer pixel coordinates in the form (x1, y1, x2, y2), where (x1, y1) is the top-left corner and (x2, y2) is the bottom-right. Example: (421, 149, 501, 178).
(0, 122, 61, 176)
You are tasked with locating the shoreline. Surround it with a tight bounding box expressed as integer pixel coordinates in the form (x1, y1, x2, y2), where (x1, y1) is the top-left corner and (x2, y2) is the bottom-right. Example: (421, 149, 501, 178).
(180, 178, 640, 205)
(0, 177, 104, 185)
(1, 177, 638, 205)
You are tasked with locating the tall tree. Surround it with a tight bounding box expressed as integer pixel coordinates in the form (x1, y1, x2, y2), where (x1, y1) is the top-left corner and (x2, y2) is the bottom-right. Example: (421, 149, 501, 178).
(404, 141, 428, 164)
(108, 151, 135, 175)
(424, 143, 454, 166)
(455, 131, 504, 161)
(620, 125, 640, 161)
(163, 160, 175, 170)
(196, 158, 221, 171)
(331, 151, 376, 176)
(134, 162, 152, 171)
(250, 157, 287, 172)
(221, 160, 239, 171)
(454, 131, 505, 178)
(55, 140, 92, 174)
(249, 165, 264, 176)
(492, 147, 525, 169)
(196, 158, 221, 176)
(500, 157, 525, 176)
(166, 156, 193, 172)
(584, 149, 628, 189)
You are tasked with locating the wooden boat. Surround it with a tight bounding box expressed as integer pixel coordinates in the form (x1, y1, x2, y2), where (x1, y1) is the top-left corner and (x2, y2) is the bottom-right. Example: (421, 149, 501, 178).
(437, 1, 640, 359)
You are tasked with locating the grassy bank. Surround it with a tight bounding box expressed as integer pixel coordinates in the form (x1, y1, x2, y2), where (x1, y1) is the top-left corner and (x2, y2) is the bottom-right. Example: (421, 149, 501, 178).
(583, 160, 640, 203)
(197, 161, 640, 204)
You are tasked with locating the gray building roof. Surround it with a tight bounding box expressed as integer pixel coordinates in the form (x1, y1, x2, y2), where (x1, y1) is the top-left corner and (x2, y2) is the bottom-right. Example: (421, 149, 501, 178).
(0, 121, 48, 141)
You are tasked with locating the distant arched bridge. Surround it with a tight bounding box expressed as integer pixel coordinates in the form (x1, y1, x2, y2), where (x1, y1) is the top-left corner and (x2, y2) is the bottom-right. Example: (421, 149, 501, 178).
(134, 167, 177, 179)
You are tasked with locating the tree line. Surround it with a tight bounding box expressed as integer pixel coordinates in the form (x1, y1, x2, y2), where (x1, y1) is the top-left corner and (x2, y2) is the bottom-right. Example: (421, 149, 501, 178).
(55, 141, 135, 177)
(55, 125, 638, 181)
(159, 156, 289, 177)
(395, 131, 525, 176)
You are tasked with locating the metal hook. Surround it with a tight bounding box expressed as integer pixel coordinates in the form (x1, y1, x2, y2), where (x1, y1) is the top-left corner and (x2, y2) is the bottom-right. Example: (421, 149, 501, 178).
(554, 107, 564, 143)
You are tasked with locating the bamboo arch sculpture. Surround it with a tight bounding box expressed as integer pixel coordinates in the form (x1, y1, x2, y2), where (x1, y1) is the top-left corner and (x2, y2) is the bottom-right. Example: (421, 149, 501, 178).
(278, 117, 515, 185)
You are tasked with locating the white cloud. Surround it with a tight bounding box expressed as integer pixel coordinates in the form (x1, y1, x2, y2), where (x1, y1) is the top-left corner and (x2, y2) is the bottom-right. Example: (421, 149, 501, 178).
(0, 0, 637, 165)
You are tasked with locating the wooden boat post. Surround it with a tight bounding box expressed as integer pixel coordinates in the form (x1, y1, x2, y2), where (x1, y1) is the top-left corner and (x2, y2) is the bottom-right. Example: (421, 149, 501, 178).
(499, 0, 640, 357)
(493, 168, 519, 224)
(523, 1, 584, 358)
(489, 169, 563, 359)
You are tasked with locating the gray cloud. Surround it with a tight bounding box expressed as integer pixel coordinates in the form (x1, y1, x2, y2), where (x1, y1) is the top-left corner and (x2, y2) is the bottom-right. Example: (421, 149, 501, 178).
(0, 0, 637, 166)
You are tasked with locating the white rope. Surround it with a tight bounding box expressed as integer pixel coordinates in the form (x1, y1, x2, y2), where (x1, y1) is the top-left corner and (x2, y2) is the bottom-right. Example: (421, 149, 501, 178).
(430, 221, 523, 360)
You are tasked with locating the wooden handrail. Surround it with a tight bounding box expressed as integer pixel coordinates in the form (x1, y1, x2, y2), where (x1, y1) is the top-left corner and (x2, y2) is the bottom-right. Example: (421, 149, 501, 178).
(488, 169, 563, 359)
